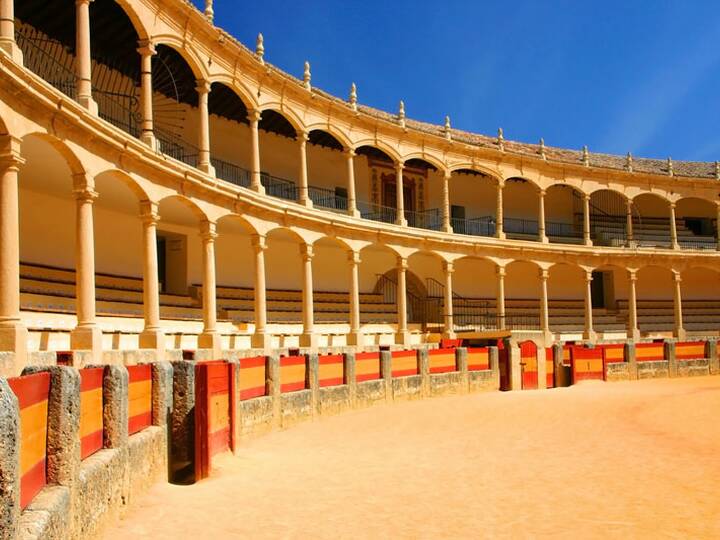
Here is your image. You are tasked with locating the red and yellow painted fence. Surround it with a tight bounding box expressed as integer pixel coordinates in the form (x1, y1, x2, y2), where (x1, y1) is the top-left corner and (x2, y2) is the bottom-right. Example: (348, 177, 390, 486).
(675, 341, 707, 361)
(391, 350, 418, 377)
(127, 365, 152, 435)
(562, 345, 572, 366)
(194, 360, 236, 480)
(239, 356, 267, 400)
(318, 354, 345, 387)
(544, 347, 554, 388)
(466, 347, 489, 371)
(520, 341, 538, 390)
(635, 342, 665, 362)
(601, 344, 625, 364)
(428, 348, 456, 374)
(570, 346, 604, 382)
(8, 371, 51, 510)
(355, 352, 381, 382)
(79, 367, 104, 460)
(280, 355, 307, 393)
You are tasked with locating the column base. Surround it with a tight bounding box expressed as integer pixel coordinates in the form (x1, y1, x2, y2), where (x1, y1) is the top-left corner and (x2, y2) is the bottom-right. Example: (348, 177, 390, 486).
(78, 95, 98, 116)
(70, 324, 102, 361)
(442, 329, 456, 340)
(627, 328, 640, 341)
(299, 332, 317, 349)
(198, 331, 221, 357)
(539, 235, 549, 244)
(442, 225, 454, 234)
(0, 40, 23, 64)
(496, 231, 506, 240)
(251, 331, 272, 352)
(394, 330, 411, 347)
(346, 331, 364, 348)
(139, 327, 165, 351)
(251, 182, 266, 195)
(671, 243, 680, 251)
(583, 329, 598, 343)
(584, 238, 593, 247)
(198, 162, 216, 177)
(300, 198, 314, 209)
(673, 327, 687, 340)
(140, 131, 157, 151)
(396, 218, 408, 227)
(0, 322, 28, 375)
(347, 208, 361, 218)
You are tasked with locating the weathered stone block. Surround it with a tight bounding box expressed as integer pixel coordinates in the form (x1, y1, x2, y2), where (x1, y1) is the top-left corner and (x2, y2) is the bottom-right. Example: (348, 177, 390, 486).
(429, 371, 462, 397)
(17, 485, 70, 540)
(677, 359, 710, 377)
(169, 360, 194, 481)
(280, 389, 312, 428)
(355, 380, 386, 408)
(605, 362, 631, 382)
(318, 385, 351, 416)
(392, 374, 423, 401)
(468, 370, 497, 392)
(238, 396, 274, 438)
(75, 448, 126, 539)
(637, 361, 669, 379)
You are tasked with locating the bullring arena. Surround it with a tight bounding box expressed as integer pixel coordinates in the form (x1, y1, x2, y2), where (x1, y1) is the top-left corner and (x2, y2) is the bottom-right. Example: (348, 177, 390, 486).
(0, 0, 718, 538)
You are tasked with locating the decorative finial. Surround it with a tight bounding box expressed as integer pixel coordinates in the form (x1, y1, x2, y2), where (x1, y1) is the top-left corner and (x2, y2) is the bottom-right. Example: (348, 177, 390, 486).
(497, 128, 504, 151)
(398, 100, 406, 128)
(444, 115, 451, 141)
(255, 33, 264, 64)
(539, 138, 546, 160)
(582, 145, 589, 167)
(626, 152, 633, 173)
(667, 157, 673, 176)
(204, 0, 214, 22)
(349, 82, 357, 111)
(303, 61, 311, 90)
(715, 161, 719, 180)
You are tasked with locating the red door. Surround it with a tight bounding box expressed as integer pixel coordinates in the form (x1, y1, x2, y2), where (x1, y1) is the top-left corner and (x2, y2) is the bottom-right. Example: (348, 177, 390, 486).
(520, 341, 538, 390)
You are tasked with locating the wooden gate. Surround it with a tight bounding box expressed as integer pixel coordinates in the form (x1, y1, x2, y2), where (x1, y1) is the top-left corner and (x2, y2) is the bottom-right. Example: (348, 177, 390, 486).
(498, 341, 510, 391)
(544, 347, 554, 388)
(195, 361, 236, 480)
(520, 341, 538, 390)
(570, 346, 604, 382)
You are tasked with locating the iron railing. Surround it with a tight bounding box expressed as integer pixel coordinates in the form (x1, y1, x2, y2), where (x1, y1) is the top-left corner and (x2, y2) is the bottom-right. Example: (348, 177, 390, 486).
(155, 129, 199, 167)
(261, 173, 298, 201)
(358, 201, 398, 224)
(15, 28, 76, 100)
(451, 216, 495, 237)
(308, 185, 348, 211)
(212, 158, 251, 188)
(454, 312, 541, 332)
(504, 217, 539, 236)
(405, 208, 442, 230)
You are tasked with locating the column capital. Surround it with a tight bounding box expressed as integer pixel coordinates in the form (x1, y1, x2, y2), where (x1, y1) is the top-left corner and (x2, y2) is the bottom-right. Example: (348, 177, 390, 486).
(539, 268, 549, 281)
(136, 39, 156, 57)
(139, 200, 159, 224)
(584, 270, 594, 282)
(72, 186, 98, 203)
(251, 234, 267, 251)
(497, 178, 505, 189)
(298, 130, 309, 143)
(443, 169, 452, 180)
(672, 270, 682, 282)
(75, 0, 94, 6)
(300, 243, 314, 260)
(397, 256, 408, 270)
(538, 188, 546, 197)
(443, 260, 454, 273)
(583, 193, 591, 202)
(0, 136, 24, 169)
(395, 162, 404, 173)
(248, 108, 262, 123)
(347, 250, 361, 265)
(195, 79, 211, 95)
(344, 147, 356, 158)
(627, 269, 638, 282)
(496, 266, 506, 278)
(669, 201, 676, 210)
(200, 220, 217, 241)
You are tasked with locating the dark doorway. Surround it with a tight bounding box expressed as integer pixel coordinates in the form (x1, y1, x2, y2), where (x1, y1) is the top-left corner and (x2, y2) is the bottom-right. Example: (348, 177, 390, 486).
(591, 271, 605, 308)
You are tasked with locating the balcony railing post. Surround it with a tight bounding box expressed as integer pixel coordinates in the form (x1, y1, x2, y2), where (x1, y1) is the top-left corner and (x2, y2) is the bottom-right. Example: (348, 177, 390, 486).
(669, 201, 679, 250)
(583, 194, 592, 246)
(496, 266, 506, 330)
(196, 79, 215, 176)
(345, 148, 359, 217)
(538, 188, 548, 243)
(0, 0, 22, 63)
(298, 130, 312, 207)
(442, 170, 452, 233)
(395, 163, 407, 226)
(496, 179, 505, 239)
(137, 40, 156, 149)
(75, 0, 97, 114)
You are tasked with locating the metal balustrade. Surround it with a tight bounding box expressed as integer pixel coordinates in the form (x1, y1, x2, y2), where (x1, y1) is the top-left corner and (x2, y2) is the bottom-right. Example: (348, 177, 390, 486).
(212, 158, 251, 188)
(260, 173, 298, 201)
(308, 185, 348, 211)
(454, 312, 541, 332)
(451, 216, 495, 237)
(358, 201, 398, 224)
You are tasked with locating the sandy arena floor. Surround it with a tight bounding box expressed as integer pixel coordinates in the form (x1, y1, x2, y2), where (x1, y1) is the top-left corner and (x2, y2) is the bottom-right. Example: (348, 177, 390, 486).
(105, 377, 720, 539)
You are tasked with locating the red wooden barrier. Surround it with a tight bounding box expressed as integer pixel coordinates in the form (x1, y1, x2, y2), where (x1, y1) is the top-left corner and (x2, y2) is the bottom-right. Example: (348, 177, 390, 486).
(440, 338, 462, 349)
(391, 350, 418, 377)
(466, 347, 489, 371)
(355, 352, 381, 382)
(8, 372, 51, 510)
(127, 365, 152, 435)
(318, 354, 344, 387)
(498, 341, 510, 391)
(571, 346, 604, 382)
(600, 344, 625, 364)
(562, 345, 572, 366)
(428, 348, 456, 374)
(239, 356, 267, 400)
(675, 341, 706, 360)
(280, 355, 307, 392)
(195, 361, 236, 480)
(544, 347, 554, 388)
(635, 342, 665, 362)
(79, 367, 104, 460)
(520, 341, 538, 390)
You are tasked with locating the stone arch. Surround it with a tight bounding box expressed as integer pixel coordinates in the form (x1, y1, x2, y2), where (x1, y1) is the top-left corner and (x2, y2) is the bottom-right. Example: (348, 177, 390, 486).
(150, 35, 209, 81)
(20, 132, 85, 177)
(402, 152, 446, 174)
(448, 162, 502, 184)
(93, 169, 150, 203)
(156, 193, 210, 224)
(209, 74, 259, 112)
(353, 140, 402, 164)
(544, 184, 586, 241)
(216, 213, 260, 236)
(115, 0, 150, 41)
(305, 124, 352, 151)
(258, 105, 304, 136)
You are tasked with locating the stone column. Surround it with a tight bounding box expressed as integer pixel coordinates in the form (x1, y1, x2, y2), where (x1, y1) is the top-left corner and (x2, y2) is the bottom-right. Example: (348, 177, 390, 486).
(198, 221, 220, 354)
(345, 148, 359, 216)
(539, 268, 550, 335)
(443, 261, 455, 338)
(298, 130, 311, 207)
(583, 269, 597, 341)
(0, 145, 28, 367)
(672, 270, 685, 339)
(626, 199, 634, 244)
(496, 179, 505, 239)
(251, 235, 270, 351)
(496, 266, 506, 329)
(139, 201, 164, 351)
(249, 109, 264, 193)
(395, 256, 410, 345)
(538, 189, 548, 242)
(442, 170, 452, 233)
(137, 40, 156, 148)
(395, 163, 407, 226)
(627, 269, 639, 341)
(70, 180, 102, 358)
(347, 250, 363, 347)
(0, 0, 22, 62)
(669, 202, 679, 249)
(583, 194, 592, 246)
(299, 243, 316, 348)
(196, 79, 215, 175)
(75, 0, 97, 114)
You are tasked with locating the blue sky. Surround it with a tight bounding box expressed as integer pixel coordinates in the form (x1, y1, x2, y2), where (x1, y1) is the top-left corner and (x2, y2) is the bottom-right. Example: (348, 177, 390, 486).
(197, 1, 720, 161)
